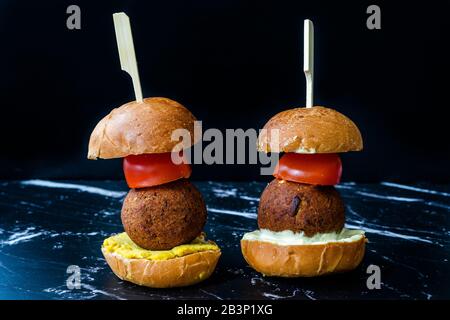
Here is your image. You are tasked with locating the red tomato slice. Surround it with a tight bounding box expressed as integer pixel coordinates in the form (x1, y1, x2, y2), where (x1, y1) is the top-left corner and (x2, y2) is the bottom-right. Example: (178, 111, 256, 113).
(123, 153, 192, 189)
(273, 153, 342, 185)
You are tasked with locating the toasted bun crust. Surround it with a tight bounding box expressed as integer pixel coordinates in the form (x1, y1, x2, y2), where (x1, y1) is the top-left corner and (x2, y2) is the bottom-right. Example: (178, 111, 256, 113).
(102, 248, 221, 288)
(258, 106, 363, 153)
(241, 236, 366, 277)
(88, 97, 198, 159)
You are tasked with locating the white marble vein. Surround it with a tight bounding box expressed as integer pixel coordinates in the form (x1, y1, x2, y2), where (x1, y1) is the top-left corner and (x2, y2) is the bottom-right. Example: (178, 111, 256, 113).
(199, 289, 223, 300)
(345, 223, 434, 244)
(209, 183, 260, 202)
(355, 190, 450, 210)
(81, 284, 126, 300)
(239, 195, 260, 202)
(381, 182, 450, 197)
(211, 187, 238, 198)
(21, 180, 126, 198)
(1, 227, 45, 246)
(207, 207, 257, 219)
(355, 191, 423, 202)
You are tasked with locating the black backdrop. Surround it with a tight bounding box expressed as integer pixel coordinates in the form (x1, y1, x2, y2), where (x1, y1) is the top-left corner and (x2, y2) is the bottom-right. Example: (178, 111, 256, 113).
(0, 0, 449, 182)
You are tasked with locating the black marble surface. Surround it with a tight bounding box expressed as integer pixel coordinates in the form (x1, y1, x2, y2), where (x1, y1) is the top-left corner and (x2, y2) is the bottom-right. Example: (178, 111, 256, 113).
(0, 180, 449, 300)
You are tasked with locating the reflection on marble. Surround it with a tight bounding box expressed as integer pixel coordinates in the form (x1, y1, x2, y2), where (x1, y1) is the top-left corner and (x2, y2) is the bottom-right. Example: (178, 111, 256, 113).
(0, 180, 449, 300)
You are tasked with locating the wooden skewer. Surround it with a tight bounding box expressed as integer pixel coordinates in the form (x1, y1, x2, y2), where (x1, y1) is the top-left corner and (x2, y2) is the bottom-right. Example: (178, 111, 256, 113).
(113, 12, 143, 102)
(303, 19, 314, 108)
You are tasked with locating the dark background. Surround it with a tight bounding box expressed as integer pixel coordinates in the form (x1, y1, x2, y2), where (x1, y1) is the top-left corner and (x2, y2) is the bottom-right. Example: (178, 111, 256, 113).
(0, 0, 449, 182)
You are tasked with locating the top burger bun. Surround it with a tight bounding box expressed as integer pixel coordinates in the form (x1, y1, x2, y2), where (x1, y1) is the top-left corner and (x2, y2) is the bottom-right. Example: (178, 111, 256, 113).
(88, 97, 198, 159)
(258, 106, 363, 154)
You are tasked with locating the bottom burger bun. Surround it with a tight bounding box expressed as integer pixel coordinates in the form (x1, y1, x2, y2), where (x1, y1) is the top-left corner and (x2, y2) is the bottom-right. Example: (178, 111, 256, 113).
(241, 228, 366, 277)
(102, 248, 221, 288)
(101, 232, 221, 288)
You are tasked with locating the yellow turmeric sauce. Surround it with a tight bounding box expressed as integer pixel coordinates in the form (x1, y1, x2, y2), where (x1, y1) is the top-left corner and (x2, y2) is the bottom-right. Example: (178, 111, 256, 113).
(102, 232, 219, 261)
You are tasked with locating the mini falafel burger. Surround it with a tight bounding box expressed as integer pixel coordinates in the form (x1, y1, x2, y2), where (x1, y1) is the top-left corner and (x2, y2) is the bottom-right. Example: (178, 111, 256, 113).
(241, 106, 366, 277)
(88, 97, 221, 288)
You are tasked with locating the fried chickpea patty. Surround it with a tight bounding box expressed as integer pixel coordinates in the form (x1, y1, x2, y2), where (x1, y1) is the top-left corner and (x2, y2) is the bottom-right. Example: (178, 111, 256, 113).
(258, 179, 344, 236)
(121, 179, 207, 250)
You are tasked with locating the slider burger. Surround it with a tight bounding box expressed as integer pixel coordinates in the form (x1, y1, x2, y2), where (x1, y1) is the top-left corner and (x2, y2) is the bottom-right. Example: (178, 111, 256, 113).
(241, 106, 366, 277)
(88, 97, 221, 287)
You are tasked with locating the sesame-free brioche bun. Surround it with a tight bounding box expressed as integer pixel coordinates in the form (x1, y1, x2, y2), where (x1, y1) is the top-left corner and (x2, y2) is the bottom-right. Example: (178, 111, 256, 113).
(88, 97, 198, 159)
(102, 248, 221, 288)
(241, 229, 366, 277)
(258, 106, 363, 154)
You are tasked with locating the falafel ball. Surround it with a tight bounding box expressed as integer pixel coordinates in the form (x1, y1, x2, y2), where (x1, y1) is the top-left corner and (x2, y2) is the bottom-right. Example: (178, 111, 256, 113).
(121, 179, 207, 250)
(258, 179, 345, 236)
